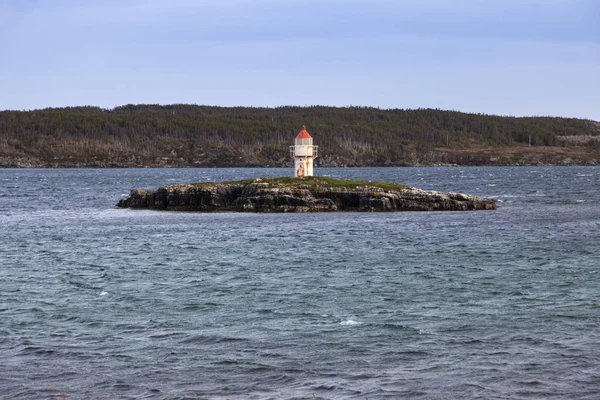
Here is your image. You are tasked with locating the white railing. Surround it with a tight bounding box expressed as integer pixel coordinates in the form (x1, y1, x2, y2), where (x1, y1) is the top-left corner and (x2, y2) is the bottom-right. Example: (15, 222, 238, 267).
(290, 146, 318, 158)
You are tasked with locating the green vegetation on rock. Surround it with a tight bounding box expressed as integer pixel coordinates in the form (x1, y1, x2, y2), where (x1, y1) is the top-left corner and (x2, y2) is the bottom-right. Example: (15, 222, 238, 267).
(220, 176, 411, 191)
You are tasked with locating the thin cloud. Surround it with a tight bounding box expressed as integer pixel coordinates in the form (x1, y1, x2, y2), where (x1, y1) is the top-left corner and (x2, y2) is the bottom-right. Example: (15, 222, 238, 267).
(6, 0, 598, 44)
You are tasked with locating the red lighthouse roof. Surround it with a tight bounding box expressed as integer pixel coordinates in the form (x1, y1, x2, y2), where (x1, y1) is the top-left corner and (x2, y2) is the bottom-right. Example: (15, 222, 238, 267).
(296, 125, 312, 139)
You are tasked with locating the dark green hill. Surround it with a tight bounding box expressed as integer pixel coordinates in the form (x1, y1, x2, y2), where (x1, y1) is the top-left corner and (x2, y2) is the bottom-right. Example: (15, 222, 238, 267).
(1, 104, 598, 167)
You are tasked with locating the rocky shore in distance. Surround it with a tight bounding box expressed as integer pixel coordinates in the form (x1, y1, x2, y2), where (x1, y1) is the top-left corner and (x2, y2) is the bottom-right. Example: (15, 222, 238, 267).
(116, 177, 496, 212)
(2, 146, 599, 168)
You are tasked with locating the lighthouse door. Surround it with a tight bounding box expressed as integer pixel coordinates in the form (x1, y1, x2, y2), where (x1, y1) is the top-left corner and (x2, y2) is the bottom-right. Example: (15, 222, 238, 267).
(296, 163, 305, 177)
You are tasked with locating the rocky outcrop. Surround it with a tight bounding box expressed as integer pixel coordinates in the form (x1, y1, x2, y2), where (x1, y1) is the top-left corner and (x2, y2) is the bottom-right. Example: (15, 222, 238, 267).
(116, 177, 496, 212)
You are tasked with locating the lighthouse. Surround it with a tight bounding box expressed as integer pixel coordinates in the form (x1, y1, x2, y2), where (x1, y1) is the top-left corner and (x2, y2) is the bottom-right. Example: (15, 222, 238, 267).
(290, 125, 318, 177)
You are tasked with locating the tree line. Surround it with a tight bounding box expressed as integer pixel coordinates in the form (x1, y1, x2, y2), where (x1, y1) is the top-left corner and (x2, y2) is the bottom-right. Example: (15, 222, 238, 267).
(0, 104, 598, 167)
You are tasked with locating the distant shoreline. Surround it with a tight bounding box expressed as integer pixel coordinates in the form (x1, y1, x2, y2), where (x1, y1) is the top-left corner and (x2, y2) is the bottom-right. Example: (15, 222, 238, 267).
(2, 105, 598, 168)
(1, 158, 597, 168)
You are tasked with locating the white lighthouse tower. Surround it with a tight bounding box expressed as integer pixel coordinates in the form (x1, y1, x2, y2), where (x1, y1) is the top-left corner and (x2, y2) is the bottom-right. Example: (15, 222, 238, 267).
(290, 125, 318, 177)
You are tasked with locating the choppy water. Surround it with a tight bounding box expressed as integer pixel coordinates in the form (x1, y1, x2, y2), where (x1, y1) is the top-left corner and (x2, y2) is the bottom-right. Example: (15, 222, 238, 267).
(1, 167, 599, 399)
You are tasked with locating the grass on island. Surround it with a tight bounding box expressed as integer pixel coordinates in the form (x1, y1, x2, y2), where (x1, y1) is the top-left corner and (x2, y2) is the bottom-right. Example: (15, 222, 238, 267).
(192, 176, 412, 191)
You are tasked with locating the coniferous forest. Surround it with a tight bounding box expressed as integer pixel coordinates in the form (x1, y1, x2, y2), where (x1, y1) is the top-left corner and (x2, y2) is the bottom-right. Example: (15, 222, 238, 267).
(1, 104, 599, 167)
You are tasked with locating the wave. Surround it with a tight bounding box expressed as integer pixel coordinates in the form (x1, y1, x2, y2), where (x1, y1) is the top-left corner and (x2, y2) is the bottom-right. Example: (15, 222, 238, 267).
(339, 319, 360, 326)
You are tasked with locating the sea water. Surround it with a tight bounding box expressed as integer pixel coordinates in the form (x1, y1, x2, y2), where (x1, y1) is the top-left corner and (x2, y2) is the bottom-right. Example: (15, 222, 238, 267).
(1, 167, 599, 399)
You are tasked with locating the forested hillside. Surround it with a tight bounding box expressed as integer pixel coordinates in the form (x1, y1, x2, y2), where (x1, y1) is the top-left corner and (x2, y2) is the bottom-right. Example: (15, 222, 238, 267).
(1, 104, 599, 167)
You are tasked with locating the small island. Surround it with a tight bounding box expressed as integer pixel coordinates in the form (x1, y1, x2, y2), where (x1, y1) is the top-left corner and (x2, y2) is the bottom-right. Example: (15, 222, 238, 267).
(116, 176, 496, 212)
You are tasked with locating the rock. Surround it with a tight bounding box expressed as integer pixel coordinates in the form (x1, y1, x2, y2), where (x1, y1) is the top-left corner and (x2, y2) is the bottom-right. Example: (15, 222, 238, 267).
(116, 177, 496, 212)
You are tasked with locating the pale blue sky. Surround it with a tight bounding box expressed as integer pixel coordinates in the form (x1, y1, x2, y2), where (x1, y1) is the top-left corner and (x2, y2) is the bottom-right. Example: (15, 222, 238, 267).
(1, 0, 598, 119)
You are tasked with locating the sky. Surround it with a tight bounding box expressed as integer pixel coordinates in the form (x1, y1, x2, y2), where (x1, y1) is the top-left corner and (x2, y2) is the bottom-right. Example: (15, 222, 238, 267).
(0, 0, 598, 120)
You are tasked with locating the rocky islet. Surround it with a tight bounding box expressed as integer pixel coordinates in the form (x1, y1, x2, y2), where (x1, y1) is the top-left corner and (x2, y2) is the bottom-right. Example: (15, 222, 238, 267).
(116, 177, 496, 212)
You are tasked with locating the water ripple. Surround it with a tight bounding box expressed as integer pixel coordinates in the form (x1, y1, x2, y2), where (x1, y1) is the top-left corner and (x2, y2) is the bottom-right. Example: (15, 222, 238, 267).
(1, 167, 599, 399)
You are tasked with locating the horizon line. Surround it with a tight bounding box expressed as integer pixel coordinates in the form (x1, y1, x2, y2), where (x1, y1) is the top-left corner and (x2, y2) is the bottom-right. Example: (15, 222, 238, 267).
(1, 103, 597, 122)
